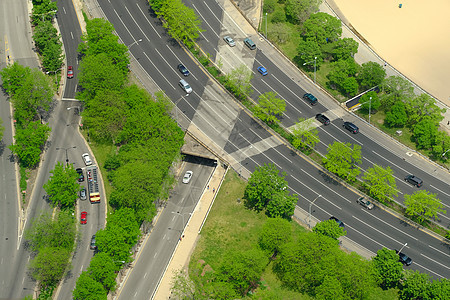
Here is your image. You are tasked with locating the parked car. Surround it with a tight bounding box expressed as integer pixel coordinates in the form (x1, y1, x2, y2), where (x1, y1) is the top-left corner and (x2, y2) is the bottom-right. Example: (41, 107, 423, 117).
(90, 235, 97, 250)
(67, 66, 74, 79)
(396, 250, 412, 266)
(404, 175, 423, 187)
(315, 113, 330, 125)
(357, 197, 374, 210)
(223, 36, 235, 47)
(177, 64, 190, 76)
(80, 187, 87, 200)
(179, 79, 192, 94)
(303, 93, 318, 105)
(80, 211, 87, 224)
(76, 168, 84, 182)
(257, 66, 268, 76)
(243, 37, 256, 50)
(183, 171, 193, 184)
(82, 153, 92, 166)
(343, 121, 359, 134)
(329, 216, 345, 228)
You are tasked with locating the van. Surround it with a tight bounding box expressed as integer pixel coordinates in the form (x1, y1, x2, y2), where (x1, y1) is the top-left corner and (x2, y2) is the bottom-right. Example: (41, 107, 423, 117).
(179, 79, 192, 94)
(244, 38, 256, 50)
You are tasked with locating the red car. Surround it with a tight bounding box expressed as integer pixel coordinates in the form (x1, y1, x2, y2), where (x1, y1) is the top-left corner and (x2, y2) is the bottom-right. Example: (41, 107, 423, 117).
(67, 66, 74, 79)
(80, 211, 87, 224)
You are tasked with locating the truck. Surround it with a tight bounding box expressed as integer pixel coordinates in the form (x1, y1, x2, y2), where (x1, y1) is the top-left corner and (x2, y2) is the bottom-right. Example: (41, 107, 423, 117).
(86, 166, 100, 204)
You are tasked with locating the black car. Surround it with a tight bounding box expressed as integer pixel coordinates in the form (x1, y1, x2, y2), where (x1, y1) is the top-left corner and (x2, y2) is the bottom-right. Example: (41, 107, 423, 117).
(405, 175, 423, 187)
(90, 235, 97, 250)
(303, 93, 318, 105)
(329, 216, 345, 228)
(396, 250, 412, 266)
(76, 168, 84, 182)
(315, 113, 330, 125)
(343, 121, 359, 134)
(177, 64, 190, 76)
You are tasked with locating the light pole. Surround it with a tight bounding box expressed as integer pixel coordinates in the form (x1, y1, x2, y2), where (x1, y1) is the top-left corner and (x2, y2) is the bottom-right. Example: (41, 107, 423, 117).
(67, 106, 81, 115)
(127, 38, 142, 49)
(442, 149, 450, 157)
(171, 211, 192, 231)
(308, 194, 321, 228)
(239, 145, 252, 177)
(398, 242, 408, 253)
(265, 13, 268, 37)
(360, 97, 372, 124)
(303, 57, 317, 84)
(56, 146, 76, 165)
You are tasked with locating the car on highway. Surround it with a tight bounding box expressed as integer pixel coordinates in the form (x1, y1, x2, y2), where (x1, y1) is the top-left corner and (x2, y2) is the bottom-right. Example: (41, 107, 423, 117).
(257, 66, 268, 76)
(329, 216, 345, 228)
(67, 66, 74, 79)
(244, 37, 256, 50)
(315, 113, 330, 125)
(343, 121, 359, 134)
(80, 211, 87, 224)
(303, 93, 318, 105)
(82, 153, 93, 166)
(396, 250, 412, 266)
(80, 187, 87, 200)
(357, 197, 374, 210)
(223, 36, 235, 47)
(76, 168, 84, 182)
(177, 64, 190, 76)
(182, 171, 193, 184)
(179, 79, 192, 94)
(90, 235, 97, 250)
(404, 175, 423, 187)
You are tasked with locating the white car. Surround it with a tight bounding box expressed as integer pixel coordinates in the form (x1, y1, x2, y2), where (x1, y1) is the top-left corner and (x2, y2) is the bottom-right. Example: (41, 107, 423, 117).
(82, 153, 92, 166)
(223, 36, 236, 47)
(182, 171, 193, 184)
(357, 197, 374, 210)
(179, 79, 192, 94)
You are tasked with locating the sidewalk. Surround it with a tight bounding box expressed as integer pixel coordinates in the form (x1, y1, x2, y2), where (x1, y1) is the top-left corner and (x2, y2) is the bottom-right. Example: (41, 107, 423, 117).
(153, 163, 228, 299)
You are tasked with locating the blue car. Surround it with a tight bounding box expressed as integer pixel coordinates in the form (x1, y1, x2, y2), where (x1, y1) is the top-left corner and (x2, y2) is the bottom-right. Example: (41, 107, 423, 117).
(257, 66, 268, 76)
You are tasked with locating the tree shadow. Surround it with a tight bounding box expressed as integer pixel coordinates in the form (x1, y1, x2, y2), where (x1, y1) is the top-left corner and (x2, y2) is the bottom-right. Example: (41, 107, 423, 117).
(318, 169, 340, 186)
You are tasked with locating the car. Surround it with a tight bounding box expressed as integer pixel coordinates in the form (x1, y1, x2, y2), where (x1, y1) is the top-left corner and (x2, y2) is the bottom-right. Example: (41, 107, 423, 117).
(357, 197, 374, 210)
(303, 93, 318, 105)
(177, 64, 190, 76)
(329, 216, 345, 228)
(315, 113, 330, 125)
(67, 66, 74, 79)
(405, 175, 423, 187)
(396, 250, 412, 266)
(179, 79, 192, 94)
(244, 37, 256, 50)
(343, 121, 359, 134)
(257, 66, 268, 76)
(223, 36, 235, 47)
(76, 168, 84, 182)
(82, 153, 93, 166)
(80, 187, 87, 200)
(182, 171, 193, 184)
(90, 235, 97, 250)
(80, 211, 87, 224)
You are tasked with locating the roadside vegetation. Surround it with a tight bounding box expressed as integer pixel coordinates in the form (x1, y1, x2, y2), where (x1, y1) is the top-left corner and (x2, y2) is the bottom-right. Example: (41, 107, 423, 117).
(173, 170, 449, 299)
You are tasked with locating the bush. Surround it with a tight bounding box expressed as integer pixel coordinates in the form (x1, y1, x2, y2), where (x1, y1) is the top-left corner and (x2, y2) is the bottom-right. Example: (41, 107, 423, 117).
(271, 8, 287, 23)
(263, 0, 277, 13)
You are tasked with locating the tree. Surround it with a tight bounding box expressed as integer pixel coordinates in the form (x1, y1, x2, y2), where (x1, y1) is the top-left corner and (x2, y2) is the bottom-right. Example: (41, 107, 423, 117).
(372, 248, 403, 289)
(302, 12, 342, 46)
(43, 162, 80, 209)
(0, 118, 4, 141)
(42, 39, 65, 73)
(385, 101, 407, 128)
(380, 76, 414, 109)
(31, 0, 58, 25)
(263, 0, 277, 13)
(285, 0, 322, 24)
(400, 270, 432, 300)
(266, 190, 297, 219)
(244, 163, 288, 212)
(268, 22, 291, 44)
(225, 64, 253, 100)
(405, 93, 445, 127)
(73, 271, 107, 300)
(0, 61, 31, 96)
(413, 118, 439, 150)
(29, 247, 71, 287)
(315, 275, 345, 300)
(357, 61, 386, 89)
(360, 91, 381, 113)
(362, 164, 398, 203)
(95, 226, 133, 264)
(271, 8, 287, 23)
(106, 208, 141, 246)
(331, 38, 359, 61)
(296, 39, 322, 68)
(292, 117, 320, 152)
(429, 278, 450, 299)
(170, 269, 197, 299)
(322, 141, 361, 182)
(254, 92, 285, 125)
(313, 219, 346, 240)
(341, 76, 359, 96)
(404, 190, 446, 223)
(88, 253, 117, 291)
(431, 131, 450, 161)
(258, 218, 292, 257)
(327, 58, 360, 93)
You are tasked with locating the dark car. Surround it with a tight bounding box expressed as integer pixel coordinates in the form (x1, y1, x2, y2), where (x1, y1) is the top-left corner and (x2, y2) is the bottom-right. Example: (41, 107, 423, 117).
(396, 250, 412, 266)
(76, 168, 84, 182)
(90, 235, 97, 250)
(80, 211, 87, 224)
(303, 93, 318, 105)
(177, 64, 190, 76)
(67, 66, 74, 79)
(315, 113, 330, 125)
(329, 216, 345, 228)
(343, 121, 359, 134)
(405, 175, 423, 187)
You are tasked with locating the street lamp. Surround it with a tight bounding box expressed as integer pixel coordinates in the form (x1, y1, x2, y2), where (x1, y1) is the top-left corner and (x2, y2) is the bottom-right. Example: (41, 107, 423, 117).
(127, 38, 142, 49)
(56, 146, 76, 165)
(171, 211, 192, 231)
(67, 106, 81, 114)
(442, 149, 450, 157)
(265, 13, 268, 37)
(308, 194, 321, 228)
(239, 145, 252, 177)
(303, 57, 317, 84)
(398, 242, 408, 253)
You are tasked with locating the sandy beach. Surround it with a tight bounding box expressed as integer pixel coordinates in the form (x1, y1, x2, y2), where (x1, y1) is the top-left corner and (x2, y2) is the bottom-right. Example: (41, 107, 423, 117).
(331, 0, 450, 107)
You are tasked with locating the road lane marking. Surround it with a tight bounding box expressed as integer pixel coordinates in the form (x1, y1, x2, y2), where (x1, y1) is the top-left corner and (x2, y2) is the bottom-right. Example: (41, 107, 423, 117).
(300, 168, 351, 203)
(353, 215, 410, 245)
(142, 52, 175, 90)
(372, 150, 410, 173)
(360, 209, 417, 241)
(290, 175, 342, 210)
(136, 3, 161, 39)
(414, 261, 446, 279)
(421, 253, 450, 270)
(347, 225, 386, 248)
(428, 245, 450, 259)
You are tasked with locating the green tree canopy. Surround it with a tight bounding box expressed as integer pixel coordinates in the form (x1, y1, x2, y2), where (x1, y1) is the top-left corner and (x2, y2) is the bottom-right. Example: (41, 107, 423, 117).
(399, 270, 432, 300)
(296, 39, 322, 68)
(258, 218, 292, 257)
(412, 118, 439, 150)
(357, 61, 386, 89)
(313, 219, 346, 240)
(0, 61, 32, 96)
(292, 117, 320, 152)
(372, 248, 404, 289)
(29, 246, 71, 288)
(88, 253, 118, 291)
(385, 101, 407, 128)
(225, 64, 253, 100)
(330, 37, 359, 61)
(302, 12, 342, 46)
(327, 58, 360, 93)
(322, 141, 362, 182)
(95, 226, 133, 264)
(362, 164, 398, 203)
(405, 93, 445, 127)
(380, 76, 414, 109)
(254, 92, 286, 125)
(266, 190, 297, 219)
(43, 162, 80, 209)
(404, 190, 446, 223)
(285, 0, 322, 24)
(73, 271, 107, 300)
(268, 22, 291, 44)
(360, 91, 381, 113)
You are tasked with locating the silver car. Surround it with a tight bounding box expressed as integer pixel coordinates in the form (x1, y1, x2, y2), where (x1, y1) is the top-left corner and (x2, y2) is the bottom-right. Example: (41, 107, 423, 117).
(183, 171, 193, 184)
(80, 187, 87, 200)
(357, 197, 374, 210)
(179, 79, 192, 94)
(223, 36, 235, 47)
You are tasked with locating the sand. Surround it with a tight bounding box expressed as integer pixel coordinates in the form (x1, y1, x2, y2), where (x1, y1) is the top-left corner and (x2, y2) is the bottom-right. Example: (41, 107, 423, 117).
(331, 0, 450, 107)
